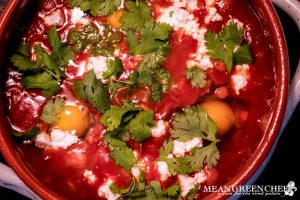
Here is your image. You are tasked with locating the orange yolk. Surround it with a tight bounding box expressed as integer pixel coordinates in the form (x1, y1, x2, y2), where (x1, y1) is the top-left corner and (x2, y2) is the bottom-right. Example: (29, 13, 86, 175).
(51, 105, 90, 137)
(106, 9, 123, 29)
(201, 100, 235, 136)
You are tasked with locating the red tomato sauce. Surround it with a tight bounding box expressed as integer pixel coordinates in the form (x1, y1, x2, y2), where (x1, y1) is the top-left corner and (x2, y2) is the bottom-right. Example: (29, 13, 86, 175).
(4, 0, 276, 199)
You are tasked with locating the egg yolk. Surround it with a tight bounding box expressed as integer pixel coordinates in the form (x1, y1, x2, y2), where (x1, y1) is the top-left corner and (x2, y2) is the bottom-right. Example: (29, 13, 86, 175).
(107, 9, 123, 29)
(51, 105, 90, 137)
(201, 100, 235, 136)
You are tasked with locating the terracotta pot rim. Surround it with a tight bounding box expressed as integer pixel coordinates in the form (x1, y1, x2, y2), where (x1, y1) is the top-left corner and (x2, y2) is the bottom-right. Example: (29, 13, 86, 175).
(0, 0, 289, 200)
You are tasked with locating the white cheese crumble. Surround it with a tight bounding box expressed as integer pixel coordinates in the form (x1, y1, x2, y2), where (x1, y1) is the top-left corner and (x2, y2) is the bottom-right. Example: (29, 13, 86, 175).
(83, 170, 97, 184)
(151, 120, 167, 137)
(227, 18, 244, 29)
(50, 129, 79, 149)
(156, 161, 171, 181)
(157, 0, 224, 72)
(35, 129, 79, 149)
(131, 166, 141, 179)
(205, 7, 223, 24)
(71, 8, 89, 25)
(178, 171, 207, 197)
(35, 132, 51, 149)
(172, 138, 203, 157)
(44, 9, 64, 27)
(98, 179, 121, 200)
(178, 175, 196, 197)
(158, 6, 199, 39)
(231, 64, 250, 95)
(86, 56, 113, 82)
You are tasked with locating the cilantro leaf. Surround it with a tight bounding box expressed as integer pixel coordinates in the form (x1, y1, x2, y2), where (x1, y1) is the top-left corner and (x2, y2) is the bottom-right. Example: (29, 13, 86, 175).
(22, 72, 60, 97)
(185, 66, 207, 88)
(162, 157, 194, 175)
(101, 104, 139, 131)
(138, 46, 169, 72)
(133, 22, 173, 55)
(67, 0, 121, 17)
(121, 1, 172, 56)
(10, 43, 39, 72)
(74, 70, 110, 112)
(47, 26, 74, 67)
(187, 142, 220, 170)
(10, 26, 74, 97)
(90, 0, 121, 17)
(186, 184, 200, 200)
(40, 97, 65, 124)
(171, 105, 218, 142)
(205, 22, 253, 74)
(159, 140, 174, 158)
(128, 110, 155, 142)
(102, 58, 124, 79)
(110, 181, 135, 195)
(162, 183, 180, 197)
(219, 23, 244, 49)
(234, 44, 253, 64)
(120, 1, 153, 32)
(107, 135, 137, 171)
(158, 141, 194, 175)
(205, 31, 233, 72)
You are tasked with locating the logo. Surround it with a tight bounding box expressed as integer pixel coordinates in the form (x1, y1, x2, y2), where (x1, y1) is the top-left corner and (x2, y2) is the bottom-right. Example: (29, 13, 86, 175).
(284, 181, 297, 197)
(203, 181, 297, 197)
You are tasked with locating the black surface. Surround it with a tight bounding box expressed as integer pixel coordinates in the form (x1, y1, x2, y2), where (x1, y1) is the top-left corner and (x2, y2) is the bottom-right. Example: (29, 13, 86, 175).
(0, 4, 300, 200)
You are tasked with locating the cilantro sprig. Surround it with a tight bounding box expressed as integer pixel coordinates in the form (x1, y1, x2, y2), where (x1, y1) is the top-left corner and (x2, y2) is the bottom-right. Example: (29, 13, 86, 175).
(101, 102, 155, 142)
(74, 70, 110, 112)
(121, 1, 172, 56)
(106, 135, 137, 171)
(158, 141, 194, 175)
(205, 22, 253, 74)
(10, 26, 74, 96)
(125, 181, 181, 199)
(185, 66, 207, 88)
(67, 0, 121, 17)
(40, 97, 65, 124)
(171, 105, 219, 142)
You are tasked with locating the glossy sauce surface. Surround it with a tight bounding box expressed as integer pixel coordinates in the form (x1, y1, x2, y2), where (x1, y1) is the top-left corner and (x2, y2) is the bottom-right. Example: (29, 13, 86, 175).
(5, 0, 276, 199)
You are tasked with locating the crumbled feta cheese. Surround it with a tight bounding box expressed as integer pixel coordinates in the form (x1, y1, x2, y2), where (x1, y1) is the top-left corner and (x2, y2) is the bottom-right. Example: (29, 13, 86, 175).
(205, 7, 223, 24)
(23, 140, 32, 144)
(98, 179, 121, 200)
(178, 172, 207, 197)
(156, 161, 171, 181)
(35, 132, 51, 148)
(35, 129, 79, 149)
(83, 170, 97, 184)
(71, 8, 89, 25)
(231, 64, 250, 95)
(231, 75, 247, 95)
(50, 129, 79, 149)
(172, 141, 186, 157)
(158, 6, 199, 39)
(86, 56, 112, 82)
(151, 120, 167, 137)
(172, 138, 203, 157)
(194, 171, 207, 184)
(131, 166, 141, 179)
(44, 9, 64, 26)
(178, 175, 196, 197)
(186, 0, 199, 10)
(199, 55, 213, 70)
(227, 18, 244, 29)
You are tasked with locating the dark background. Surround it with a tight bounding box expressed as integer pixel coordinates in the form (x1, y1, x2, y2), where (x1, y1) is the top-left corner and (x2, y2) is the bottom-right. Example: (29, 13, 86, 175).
(0, 3, 299, 200)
